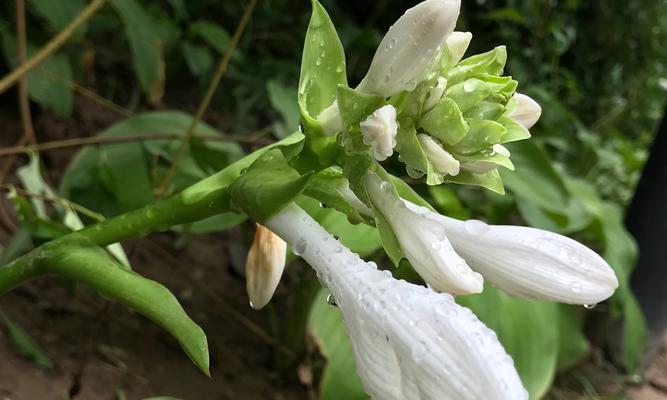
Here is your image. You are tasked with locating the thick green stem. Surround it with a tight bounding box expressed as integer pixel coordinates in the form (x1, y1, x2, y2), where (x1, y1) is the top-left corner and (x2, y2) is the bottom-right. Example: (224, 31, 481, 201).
(0, 133, 305, 295)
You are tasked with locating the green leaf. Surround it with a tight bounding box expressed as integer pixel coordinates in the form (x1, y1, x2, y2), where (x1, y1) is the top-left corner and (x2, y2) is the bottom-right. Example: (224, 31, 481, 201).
(445, 79, 492, 113)
(182, 42, 213, 76)
(98, 143, 154, 212)
(189, 20, 231, 55)
(446, 46, 507, 84)
(0, 28, 73, 116)
(0, 309, 53, 370)
(59, 111, 244, 215)
(45, 240, 209, 374)
(498, 117, 531, 143)
(419, 97, 469, 145)
(447, 169, 505, 194)
(556, 305, 589, 371)
(308, 288, 368, 400)
(298, 0, 347, 126)
(501, 141, 570, 211)
(111, 0, 163, 97)
(449, 119, 507, 155)
(267, 80, 300, 138)
(336, 85, 385, 128)
(229, 149, 313, 222)
(458, 286, 559, 399)
(304, 168, 370, 224)
(566, 178, 646, 372)
(29, 0, 86, 36)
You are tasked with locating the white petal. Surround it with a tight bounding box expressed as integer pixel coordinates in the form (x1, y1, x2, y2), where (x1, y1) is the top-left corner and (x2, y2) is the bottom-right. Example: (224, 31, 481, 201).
(316, 101, 343, 135)
(493, 143, 511, 157)
(245, 224, 287, 309)
(404, 201, 619, 305)
(266, 203, 528, 400)
(446, 31, 472, 64)
(357, 0, 461, 97)
(361, 105, 399, 161)
(365, 172, 482, 294)
(418, 134, 460, 176)
(509, 93, 542, 129)
(423, 76, 448, 111)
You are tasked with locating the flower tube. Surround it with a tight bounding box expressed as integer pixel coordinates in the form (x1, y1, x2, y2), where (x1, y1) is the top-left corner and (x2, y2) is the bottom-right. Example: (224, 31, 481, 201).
(403, 201, 619, 305)
(365, 172, 482, 294)
(266, 203, 528, 400)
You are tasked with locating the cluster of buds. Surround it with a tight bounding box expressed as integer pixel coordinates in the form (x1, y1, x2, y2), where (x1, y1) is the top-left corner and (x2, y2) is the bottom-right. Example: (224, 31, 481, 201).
(240, 0, 618, 399)
(317, 0, 542, 193)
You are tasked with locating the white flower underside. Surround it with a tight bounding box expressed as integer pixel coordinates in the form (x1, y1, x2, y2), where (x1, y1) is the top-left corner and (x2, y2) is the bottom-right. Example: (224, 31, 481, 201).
(404, 201, 619, 304)
(266, 203, 528, 400)
(361, 105, 399, 161)
(357, 0, 461, 97)
(365, 173, 482, 294)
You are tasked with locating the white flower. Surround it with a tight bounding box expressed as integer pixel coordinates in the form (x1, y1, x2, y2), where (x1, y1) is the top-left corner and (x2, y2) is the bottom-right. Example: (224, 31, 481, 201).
(446, 31, 472, 64)
(317, 101, 343, 136)
(361, 105, 399, 161)
(509, 93, 542, 129)
(423, 76, 448, 111)
(357, 0, 461, 97)
(266, 203, 528, 400)
(365, 172, 482, 294)
(417, 134, 460, 176)
(403, 201, 619, 305)
(245, 224, 287, 309)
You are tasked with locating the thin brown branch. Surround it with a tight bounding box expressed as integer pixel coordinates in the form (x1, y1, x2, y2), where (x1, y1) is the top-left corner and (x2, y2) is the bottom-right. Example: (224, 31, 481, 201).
(0, 185, 106, 222)
(36, 69, 133, 118)
(155, 0, 258, 197)
(0, 132, 273, 157)
(0, 0, 108, 95)
(16, 0, 36, 145)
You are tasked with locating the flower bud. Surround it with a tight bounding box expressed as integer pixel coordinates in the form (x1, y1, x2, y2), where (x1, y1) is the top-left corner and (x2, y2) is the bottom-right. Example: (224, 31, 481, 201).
(317, 101, 343, 135)
(360, 105, 399, 161)
(509, 93, 542, 129)
(365, 172, 482, 295)
(245, 224, 287, 310)
(404, 201, 619, 305)
(423, 76, 448, 111)
(417, 134, 460, 176)
(446, 31, 472, 64)
(357, 0, 461, 97)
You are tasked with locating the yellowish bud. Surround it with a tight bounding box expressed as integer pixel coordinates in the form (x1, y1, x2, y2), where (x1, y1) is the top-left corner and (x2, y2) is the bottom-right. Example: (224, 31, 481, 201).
(245, 224, 287, 310)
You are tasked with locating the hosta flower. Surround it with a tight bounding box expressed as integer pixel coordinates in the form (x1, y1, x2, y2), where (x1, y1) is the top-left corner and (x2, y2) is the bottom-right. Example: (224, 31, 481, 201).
(360, 105, 399, 161)
(266, 203, 528, 400)
(403, 201, 619, 305)
(356, 0, 461, 97)
(245, 224, 287, 309)
(509, 93, 542, 129)
(365, 172, 482, 294)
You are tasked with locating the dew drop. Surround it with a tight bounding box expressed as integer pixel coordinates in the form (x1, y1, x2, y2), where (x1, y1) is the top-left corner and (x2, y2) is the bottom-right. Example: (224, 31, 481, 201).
(464, 219, 489, 235)
(326, 293, 338, 307)
(380, 181, 392, 192)
(293, 238, 308, 256)
(584, 303, 597, 310)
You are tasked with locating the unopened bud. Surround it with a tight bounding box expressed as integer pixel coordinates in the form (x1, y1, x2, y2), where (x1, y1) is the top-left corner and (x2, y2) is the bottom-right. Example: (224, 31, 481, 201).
(245, 224, 287, 310)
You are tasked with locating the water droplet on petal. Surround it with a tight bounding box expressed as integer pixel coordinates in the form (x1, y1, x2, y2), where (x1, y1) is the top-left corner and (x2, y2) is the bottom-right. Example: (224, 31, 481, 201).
(326, 293, 338, 307)
(464, 219, 489, 235)
(293, 238, 308, 256)
(584, 303, 597, 310)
